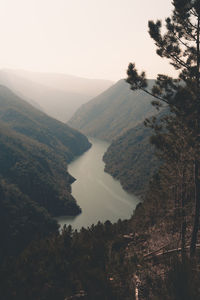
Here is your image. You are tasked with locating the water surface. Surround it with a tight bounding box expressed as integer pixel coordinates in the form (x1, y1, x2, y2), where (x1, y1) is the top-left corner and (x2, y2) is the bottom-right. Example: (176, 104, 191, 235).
(57, 138, 140, 229)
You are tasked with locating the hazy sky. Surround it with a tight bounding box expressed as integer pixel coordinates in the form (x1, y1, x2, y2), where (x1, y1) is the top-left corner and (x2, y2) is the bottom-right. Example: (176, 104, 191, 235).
(0, 0, 175, 81)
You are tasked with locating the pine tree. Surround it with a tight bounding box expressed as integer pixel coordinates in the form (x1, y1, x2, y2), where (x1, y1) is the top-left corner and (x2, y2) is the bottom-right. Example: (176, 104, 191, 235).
(127, 0, 200, 257)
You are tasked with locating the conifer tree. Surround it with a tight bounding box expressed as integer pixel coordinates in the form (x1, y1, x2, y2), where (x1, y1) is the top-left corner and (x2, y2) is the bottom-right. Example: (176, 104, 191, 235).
(127, 0, 200, 257)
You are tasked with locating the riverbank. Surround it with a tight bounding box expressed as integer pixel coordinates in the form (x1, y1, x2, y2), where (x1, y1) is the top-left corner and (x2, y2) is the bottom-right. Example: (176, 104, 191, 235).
(58, 138, 140, 229)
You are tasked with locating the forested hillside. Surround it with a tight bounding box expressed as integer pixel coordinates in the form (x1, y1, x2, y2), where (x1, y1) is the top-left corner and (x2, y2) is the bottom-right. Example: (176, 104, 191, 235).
(103, 121, 160, 196)
(0, 86, 91, 216)
(69, 79, 156, 141)
(69, 78, 161, 197)
(103, 108, 169, 196)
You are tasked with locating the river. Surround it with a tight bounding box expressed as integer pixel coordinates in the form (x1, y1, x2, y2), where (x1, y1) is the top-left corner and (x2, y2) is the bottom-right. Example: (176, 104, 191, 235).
(57, 138, 140, 229)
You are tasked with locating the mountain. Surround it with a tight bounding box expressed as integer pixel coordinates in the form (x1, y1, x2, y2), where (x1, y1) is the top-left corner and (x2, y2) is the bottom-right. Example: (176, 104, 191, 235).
(69, 79, 156, 141)
(0, 69, 113, 122)
(0, 85, 91, 216)
(103, 121, 160, 196)
(10, 69, 114, 96)
(103, 108, 169, 196)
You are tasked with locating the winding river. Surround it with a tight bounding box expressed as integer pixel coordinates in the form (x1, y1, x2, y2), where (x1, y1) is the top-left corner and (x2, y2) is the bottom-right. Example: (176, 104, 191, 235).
(57, 138, 140, 229)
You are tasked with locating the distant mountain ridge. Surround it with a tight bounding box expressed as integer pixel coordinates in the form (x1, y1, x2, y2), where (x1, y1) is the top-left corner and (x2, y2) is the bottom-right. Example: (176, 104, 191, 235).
(0, 85, 91, 216)
(0, 69, 113, 122)
(69, 79, 156, 141)
(9, 69, 114, 96)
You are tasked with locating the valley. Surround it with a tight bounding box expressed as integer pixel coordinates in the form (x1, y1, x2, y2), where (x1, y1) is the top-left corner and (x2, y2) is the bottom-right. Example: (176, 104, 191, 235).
(1, 70, 200, 299)
(58, 138, 140, 229)
(2, 1, 200, 299)
(0, 69, 113, 122)
(0, 70, 158, 226)
(69, 78, 160, 197)
(69, 79, 156, 140)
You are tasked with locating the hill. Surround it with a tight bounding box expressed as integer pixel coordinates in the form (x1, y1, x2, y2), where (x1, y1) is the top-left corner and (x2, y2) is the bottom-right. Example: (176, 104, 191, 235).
(69, 79, 156, 141)
(0, 86, 91, 216)
(103, 121, 160, 196)
(0, 69, 113, 122)
(0, 178, 59, 261)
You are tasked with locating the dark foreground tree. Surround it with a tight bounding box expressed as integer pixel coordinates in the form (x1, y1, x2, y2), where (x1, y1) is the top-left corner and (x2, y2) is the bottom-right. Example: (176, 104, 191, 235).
(127, 0, 200, 258)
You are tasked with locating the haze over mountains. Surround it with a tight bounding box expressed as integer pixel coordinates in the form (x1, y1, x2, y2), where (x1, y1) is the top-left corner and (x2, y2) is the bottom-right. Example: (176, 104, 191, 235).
(69, 79, 156, 141)
(0, 69, 113, 122)
(0, 70, 183, 299)
(0, 69, 161, 198)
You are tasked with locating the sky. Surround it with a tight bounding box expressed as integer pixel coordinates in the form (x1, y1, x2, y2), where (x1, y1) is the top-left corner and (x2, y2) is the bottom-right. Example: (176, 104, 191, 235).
(0, 0, 175, 81)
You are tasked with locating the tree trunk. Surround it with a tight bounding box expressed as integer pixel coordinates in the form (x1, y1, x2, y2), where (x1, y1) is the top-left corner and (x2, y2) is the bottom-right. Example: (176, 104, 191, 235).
(190, 14, 200, 259)
(190, 160, 200, 257)
(181, 178, 187, 262)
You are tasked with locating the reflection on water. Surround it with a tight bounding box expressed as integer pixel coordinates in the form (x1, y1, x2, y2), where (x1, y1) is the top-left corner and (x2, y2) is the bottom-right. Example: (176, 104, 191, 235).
(57, 138, 140, 230)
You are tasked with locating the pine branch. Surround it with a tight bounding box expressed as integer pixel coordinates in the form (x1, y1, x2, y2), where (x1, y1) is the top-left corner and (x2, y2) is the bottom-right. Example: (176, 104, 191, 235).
(140, 87, 169, 105)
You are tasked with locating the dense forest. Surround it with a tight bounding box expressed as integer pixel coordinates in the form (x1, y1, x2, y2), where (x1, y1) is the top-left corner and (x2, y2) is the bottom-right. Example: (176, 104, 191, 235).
(0, 85, 91, 217)
(103, 108, 170, 196)
(1, 0, 200, 299)
(103, 120, 160, 196)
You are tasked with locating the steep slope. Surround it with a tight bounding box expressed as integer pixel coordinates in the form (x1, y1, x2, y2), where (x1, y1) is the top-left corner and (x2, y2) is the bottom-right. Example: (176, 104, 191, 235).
(103, 110, 168, 196)
(103, 122, 160, 196)
(0, 69, 113, 122)
(69, 79, 156, 141)
(0, 86, 91, 216)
